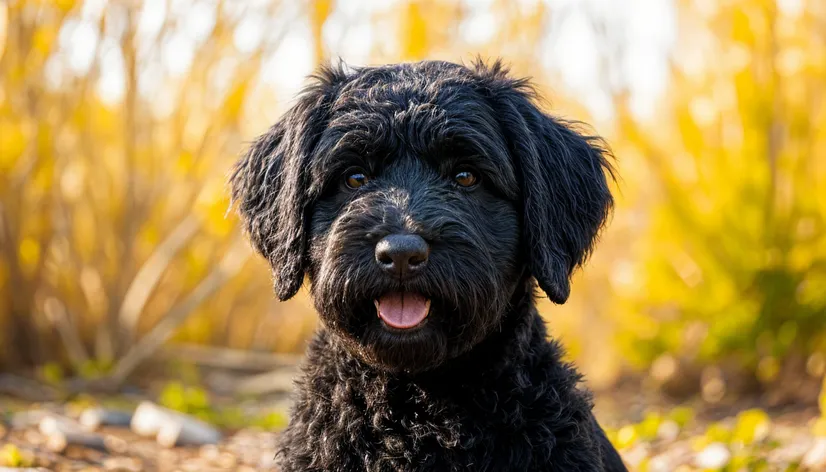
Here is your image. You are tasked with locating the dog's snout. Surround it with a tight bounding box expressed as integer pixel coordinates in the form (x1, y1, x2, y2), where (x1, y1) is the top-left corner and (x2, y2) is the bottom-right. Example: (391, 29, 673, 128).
(375, 234, 429, 278)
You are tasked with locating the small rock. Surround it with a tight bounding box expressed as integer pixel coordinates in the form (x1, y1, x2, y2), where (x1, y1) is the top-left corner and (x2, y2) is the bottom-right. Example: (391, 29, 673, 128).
(235, 447, 259, 466)
(199, 444, 221, 462)
(621, 443, 651, 468)
(657, 420, 680, 442)
(102, 435, 129, 454)
(802, 437, 826, 469)
(24, 429, 45, 445)
(157, 448, 177, 464)
(257, 450, 278, 469)
(694, 442, 731, 469)
(38, 415, 80, 436)
(216, 451, 237, 469)
(179, 458, 213, 471)
(103, 457, 142, 472)
(767, 437, 811, 465)
(130, 402, 165, 437)
(647, 454, 673, 472)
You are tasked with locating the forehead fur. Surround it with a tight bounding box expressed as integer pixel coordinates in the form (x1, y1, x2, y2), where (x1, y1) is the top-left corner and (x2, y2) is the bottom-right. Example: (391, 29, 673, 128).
(308, 61, 518, 195)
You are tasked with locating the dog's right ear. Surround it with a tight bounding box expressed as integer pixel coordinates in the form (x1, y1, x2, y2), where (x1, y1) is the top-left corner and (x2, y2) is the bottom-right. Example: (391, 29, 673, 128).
(474, 59, 614, 304)
(230, 65, 346, 300)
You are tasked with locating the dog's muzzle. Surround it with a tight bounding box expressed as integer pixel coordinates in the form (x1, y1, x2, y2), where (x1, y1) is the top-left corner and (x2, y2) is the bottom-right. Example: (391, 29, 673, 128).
(373, 234, 431, 329)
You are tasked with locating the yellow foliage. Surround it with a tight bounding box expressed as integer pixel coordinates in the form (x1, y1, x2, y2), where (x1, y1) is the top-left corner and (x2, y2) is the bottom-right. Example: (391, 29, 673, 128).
(400, 1, 428, 60)
(609, 0, 826, 377)
(636, 412, 663, 441)
(812, 417, 826, 437)
(18, 237, 40, 271)
(0, 444, 34, 468)
(616, 425, 637, 449)
(0, 0, 283, 366)
(756, 356, 780, 383)
(159, 381, 212, 417)
(732, 409, 772, 445)
(39, 361, 65, 385)
(222, 82, 249, 121)
(668, 407, 696, 428)
(0, 0, 824, 390)
(311, 0, 333, 62)
(0, 120, 27, 171)
(32, 26, 55, 55)
(703, 423, 732, 446)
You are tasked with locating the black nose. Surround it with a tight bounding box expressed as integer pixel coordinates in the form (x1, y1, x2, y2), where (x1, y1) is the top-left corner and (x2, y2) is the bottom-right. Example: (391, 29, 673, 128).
(375, 234, 429, 278)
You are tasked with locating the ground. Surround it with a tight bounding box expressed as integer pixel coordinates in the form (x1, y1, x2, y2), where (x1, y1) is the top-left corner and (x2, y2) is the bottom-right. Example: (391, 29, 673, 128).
(1, 372, 824, 471)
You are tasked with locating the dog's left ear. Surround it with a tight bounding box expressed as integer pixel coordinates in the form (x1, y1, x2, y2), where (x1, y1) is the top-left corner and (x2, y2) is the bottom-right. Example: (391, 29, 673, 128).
(478, 62, 614, 304)
(230, 64, 346, 300)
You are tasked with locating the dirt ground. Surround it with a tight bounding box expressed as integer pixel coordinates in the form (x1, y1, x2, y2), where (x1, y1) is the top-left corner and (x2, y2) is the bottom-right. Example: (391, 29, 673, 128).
(1, 378, 823, 471)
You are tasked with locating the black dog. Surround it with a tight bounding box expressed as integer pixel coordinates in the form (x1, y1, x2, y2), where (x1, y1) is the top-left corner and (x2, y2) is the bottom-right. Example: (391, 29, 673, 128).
(231, 59, 627, 471)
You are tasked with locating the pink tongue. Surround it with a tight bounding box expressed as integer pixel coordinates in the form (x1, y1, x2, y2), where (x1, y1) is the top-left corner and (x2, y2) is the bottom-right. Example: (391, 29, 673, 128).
(375, 293, 430, 329)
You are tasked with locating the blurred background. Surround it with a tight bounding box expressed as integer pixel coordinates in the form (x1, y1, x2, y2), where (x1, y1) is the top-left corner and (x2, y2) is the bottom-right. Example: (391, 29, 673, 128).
(1, 0, 826, 469)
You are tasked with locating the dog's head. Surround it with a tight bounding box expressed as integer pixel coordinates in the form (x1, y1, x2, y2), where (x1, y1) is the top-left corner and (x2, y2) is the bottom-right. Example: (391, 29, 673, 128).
(231, 60, 613, 373)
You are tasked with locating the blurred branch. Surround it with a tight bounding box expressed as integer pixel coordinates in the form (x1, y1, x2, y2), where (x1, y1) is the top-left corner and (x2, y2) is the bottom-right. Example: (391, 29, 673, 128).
(44, 297, 90, 369)
(206, 368, 296, 396)
(0, 199, 40, 365)
(155, 343, 302, 371)
(0, 374, 59, 402)
(764, 5, 781, 237)
(118, 215, 201, 348)
(108, 238, 251, 385)
(100, 3, 142, 362)
(229, 368, 296, 395)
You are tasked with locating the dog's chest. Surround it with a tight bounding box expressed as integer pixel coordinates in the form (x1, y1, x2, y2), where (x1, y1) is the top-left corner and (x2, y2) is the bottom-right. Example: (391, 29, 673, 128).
(370, 385, 550, 471)
(286, 375, 558, 472)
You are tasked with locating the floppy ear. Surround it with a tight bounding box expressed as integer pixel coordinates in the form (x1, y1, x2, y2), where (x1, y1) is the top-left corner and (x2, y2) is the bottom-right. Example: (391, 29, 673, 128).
(478, 62, 614, 304)
(230, 66, 344, 300)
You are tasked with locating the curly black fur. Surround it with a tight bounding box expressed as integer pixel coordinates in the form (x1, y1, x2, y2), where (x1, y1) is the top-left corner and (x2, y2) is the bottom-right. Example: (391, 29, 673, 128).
(231, 59, 627, 471)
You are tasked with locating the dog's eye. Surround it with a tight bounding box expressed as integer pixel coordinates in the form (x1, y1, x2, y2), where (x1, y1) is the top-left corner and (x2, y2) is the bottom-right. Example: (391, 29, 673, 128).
(454, 170, 478, 188)
(345, 171, 369, 189)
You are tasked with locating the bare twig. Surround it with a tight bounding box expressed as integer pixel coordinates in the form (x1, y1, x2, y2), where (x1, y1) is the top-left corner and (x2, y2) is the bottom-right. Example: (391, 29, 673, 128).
(79, 408, 133, 431)
(39, 416, 127, 453)
(10, 410, 59, 430)
(0, 374, 59, 401)
(207, 369, 296, 396)
(118, 215, 201, 347)
(233, 369, 296, 395)
(131, 401, 221, 447)
(43, 297, 90, 369)
(102, 2, 142, 361)
(108, 238, 251, 385)
(156, 343, 302, 371)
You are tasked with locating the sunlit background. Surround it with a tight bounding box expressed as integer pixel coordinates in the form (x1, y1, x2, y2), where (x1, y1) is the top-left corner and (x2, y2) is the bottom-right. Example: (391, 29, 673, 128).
(2, 0, 826, 467)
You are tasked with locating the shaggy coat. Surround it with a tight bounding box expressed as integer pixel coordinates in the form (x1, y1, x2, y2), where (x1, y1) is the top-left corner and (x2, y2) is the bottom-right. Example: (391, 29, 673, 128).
(231, 59, 627, 471)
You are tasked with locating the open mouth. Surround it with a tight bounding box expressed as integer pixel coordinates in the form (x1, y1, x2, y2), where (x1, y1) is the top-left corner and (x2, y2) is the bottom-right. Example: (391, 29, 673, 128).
(374, 292, 431, 330)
